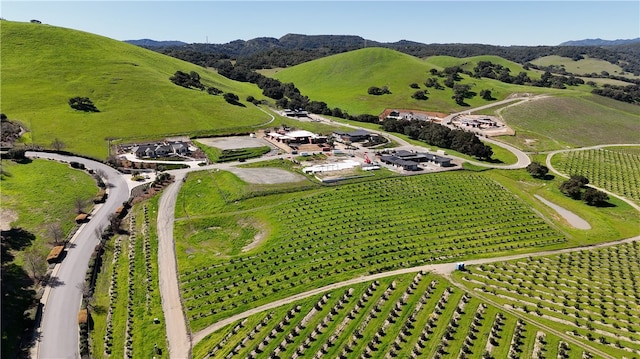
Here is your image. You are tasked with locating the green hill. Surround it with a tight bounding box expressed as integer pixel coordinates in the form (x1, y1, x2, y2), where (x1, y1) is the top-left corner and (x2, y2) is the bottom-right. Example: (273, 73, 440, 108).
(271, 47, 563, 115)
(531, 55, 640, 79)
(1, 21, 269, 159)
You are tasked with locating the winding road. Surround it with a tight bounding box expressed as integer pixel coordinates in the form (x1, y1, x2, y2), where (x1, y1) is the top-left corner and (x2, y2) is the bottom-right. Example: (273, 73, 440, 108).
(545, 144, 640, 212)
(27, 99, 638, 358)
(26, 152, 130, 359)
(155, 141, 638, 357)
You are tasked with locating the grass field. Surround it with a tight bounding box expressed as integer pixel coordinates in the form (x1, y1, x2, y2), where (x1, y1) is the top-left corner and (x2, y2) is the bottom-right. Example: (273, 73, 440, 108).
(531, 55, 640, 81)
(495, 95, 640, 151)
(0, 159, 98, 249)
(1, 21, 270, 159)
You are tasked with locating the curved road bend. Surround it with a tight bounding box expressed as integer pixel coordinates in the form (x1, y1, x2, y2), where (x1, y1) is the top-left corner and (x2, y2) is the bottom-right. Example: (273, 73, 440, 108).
(304, 97, 534, 170)
(26, 152, 130, 359)
(545, 144, 640, 212)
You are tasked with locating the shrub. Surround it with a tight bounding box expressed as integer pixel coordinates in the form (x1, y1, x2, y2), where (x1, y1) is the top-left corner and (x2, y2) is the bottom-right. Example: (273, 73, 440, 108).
(69, 97, 99, 112)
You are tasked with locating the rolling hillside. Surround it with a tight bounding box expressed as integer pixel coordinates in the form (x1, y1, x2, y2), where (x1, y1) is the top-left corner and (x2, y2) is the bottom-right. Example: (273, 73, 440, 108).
(270, 47, 566, 115)
(1, 21, 269, 159)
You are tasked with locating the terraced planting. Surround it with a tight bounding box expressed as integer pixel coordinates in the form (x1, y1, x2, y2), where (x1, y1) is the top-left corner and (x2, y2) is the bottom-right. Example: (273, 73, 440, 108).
(175, 171, 569, 333)
(192, 272, 594, 359)
(456, 241, 640, 358)
(551, 147, 640, 204)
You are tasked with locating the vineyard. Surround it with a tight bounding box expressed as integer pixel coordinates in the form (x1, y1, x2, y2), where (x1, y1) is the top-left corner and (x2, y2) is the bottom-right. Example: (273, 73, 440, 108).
(90, 201, 168, 358)
(551, 147, 640, 204)
(455, 241, 640, 358)
(175, 172, 568, 333)
(192, 272, 599, 359)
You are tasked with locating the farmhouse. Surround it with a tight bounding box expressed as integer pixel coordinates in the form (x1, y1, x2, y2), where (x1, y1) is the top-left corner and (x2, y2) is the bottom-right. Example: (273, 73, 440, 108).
(379, 109, 446, 122)
(130, 140, 193, 158)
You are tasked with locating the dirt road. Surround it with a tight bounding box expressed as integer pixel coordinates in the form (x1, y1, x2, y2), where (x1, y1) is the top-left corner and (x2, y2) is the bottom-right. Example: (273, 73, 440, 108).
(157, 172, 191, 359)
(192, 234, 639, 347)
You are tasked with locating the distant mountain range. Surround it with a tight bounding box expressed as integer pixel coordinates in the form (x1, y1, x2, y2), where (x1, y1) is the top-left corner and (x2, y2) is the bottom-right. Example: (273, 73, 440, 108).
(126, 35, 640, 51)
(125, 39, 188, 47)
(559, 38, 640, 46)
(126, 34, 395, 56)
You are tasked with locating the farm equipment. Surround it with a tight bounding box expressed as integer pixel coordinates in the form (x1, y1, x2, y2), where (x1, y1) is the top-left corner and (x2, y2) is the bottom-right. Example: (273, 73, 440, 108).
(364, 152, 372, 164)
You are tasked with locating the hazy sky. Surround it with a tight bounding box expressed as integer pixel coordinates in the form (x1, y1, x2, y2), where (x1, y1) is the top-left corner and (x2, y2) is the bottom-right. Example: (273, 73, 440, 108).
(2, 1, 639, 46)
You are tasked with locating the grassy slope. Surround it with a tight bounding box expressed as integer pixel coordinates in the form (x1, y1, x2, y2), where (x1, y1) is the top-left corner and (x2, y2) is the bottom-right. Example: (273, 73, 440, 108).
(271, 48, 561, 115)
(496, 94, 640, 150)
(0, 159, 97, 245)
(1, 21, 269, 159)
(531, 55, 640, 80)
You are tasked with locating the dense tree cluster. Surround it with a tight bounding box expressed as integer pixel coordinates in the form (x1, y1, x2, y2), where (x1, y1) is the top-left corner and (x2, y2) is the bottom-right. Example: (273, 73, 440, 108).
(560, 175, 590, 198)
(169, 70, 205, 90)
(381, 118, 493, 159)
(68, 97, 99, 112)
(223, 92, 241, 105)
(412, 90, 428, 100)
(526, 162, 549, 179)
(559, 175, 609, 206)
(367, 86, 391, 95)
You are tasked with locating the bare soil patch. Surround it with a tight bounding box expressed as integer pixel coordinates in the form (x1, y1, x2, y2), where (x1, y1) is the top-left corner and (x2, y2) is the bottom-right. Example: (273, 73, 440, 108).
(241, 218, 269, 252)
(0, 207, 18, 231)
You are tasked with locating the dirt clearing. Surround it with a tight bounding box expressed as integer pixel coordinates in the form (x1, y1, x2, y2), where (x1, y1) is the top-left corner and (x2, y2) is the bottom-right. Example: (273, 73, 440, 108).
(0, 208, 18, 231)
(226, 167, 306, 184)
(195, 136, 272, 150)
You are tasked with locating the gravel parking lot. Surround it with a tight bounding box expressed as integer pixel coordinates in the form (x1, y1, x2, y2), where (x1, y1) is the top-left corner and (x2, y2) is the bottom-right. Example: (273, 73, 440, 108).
(225, 167, 306, 184)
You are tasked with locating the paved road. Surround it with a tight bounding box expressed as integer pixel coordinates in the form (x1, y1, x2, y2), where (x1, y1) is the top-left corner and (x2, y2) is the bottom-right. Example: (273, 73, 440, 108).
(26, 152, 130, 359)
(306, 99, 533, 170)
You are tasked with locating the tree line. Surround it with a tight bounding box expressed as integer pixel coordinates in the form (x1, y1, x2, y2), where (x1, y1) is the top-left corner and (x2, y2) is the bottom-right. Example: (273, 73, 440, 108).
(381, 118, 493, 159)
